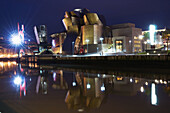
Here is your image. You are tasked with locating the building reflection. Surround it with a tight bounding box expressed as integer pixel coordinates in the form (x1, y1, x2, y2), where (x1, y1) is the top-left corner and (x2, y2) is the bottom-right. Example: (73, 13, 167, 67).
(0, 61, 17, 74)
(36, 70, 48, 94)
(51, 70, 68, 90)
(16, 65, 170, 109)
(65, 73, 113, 112)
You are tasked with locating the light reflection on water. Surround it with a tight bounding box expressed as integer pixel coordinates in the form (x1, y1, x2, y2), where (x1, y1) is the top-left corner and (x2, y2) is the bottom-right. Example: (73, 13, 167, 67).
(0, 63, 170, 113)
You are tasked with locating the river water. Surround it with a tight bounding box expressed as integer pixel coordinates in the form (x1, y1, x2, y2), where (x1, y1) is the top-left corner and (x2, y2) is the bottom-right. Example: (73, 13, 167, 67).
(0, 61, 170, 113)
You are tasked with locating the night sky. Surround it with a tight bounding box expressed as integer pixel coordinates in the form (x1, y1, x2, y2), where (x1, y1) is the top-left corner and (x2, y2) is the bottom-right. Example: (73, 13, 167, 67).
(0, 0, 170, 41)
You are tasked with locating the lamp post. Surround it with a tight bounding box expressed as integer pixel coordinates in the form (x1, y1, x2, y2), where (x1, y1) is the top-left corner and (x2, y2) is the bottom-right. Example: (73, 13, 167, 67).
(100, 37, 104, 55)
(86, 39, 89, 54)
(144, 41, 147, 51)
(72, 41, 74, 55)
(129, 40, 132, 53)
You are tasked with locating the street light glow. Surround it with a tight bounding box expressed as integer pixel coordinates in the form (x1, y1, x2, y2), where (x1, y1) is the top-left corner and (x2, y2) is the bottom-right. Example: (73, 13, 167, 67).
(100, 37, 104, 41)
(86, 39, 89, 42)
(14, 76, 22, 85)
(149, 24, 156, 45)
(139, 35, 144, 40)
(11, 34, 22, 45)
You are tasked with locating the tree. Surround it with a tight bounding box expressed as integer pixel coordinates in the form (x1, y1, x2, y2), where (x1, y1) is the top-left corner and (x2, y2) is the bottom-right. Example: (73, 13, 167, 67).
(162, 30, 170, 54)
(143, 32, 150, 41)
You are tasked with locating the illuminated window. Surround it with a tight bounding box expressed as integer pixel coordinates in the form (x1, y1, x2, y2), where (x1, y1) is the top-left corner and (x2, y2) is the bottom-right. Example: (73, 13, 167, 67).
(116, 77, 124, 81)
(115, 40, 123, 52)
(134, 41, 141, 44)
(134, 45, 141, 47)
(134, 36, 138, 39)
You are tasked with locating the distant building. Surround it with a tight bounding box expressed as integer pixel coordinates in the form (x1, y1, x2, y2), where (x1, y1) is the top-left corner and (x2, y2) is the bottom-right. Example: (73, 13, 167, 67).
(0, 38, 17, 58)
(51, 9, 144, 55)
(109, 23, 143, 53)
(142, 28, 166, 50)
(51, 8, 105, 55)
(34, 25, 49, 53)
(51, 32, 66, 54)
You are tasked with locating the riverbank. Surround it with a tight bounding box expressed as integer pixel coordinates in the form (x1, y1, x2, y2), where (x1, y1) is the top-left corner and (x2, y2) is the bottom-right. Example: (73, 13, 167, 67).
(21, 54, 170, 70)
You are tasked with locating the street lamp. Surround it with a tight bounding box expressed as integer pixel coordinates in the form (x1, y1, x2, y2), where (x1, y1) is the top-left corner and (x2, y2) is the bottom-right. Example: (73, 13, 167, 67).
(86, 39, 89, 54)
(11, 34, 22, 62)
(11, 34, 22, 45)
(139, 35, 144, 40)
(72, 41, 74, 55)
(100, 37, 104, 55)
(144, 41, 147, 51)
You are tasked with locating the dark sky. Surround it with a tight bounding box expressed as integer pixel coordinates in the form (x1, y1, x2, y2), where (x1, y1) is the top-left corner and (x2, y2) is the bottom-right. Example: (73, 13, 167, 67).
(0, 0, 170, 41)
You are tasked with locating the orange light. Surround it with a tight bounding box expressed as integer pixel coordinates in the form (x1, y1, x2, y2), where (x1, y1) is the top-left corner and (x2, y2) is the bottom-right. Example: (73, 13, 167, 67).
(117, 77, 123, 81)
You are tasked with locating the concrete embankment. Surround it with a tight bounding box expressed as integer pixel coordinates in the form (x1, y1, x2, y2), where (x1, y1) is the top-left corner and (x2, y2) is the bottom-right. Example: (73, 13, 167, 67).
(22, 55, 170, 70)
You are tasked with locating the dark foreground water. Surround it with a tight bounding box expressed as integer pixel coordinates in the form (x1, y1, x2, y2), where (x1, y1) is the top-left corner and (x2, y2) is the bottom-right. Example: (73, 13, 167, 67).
(0, 62, 170, 113)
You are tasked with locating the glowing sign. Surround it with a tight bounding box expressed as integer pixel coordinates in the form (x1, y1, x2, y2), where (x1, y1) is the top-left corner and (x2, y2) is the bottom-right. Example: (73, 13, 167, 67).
(149, 25, 156, 45)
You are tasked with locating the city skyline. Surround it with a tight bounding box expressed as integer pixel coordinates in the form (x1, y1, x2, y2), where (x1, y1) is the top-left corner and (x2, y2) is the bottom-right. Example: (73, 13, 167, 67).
(0, 0, 170, 39)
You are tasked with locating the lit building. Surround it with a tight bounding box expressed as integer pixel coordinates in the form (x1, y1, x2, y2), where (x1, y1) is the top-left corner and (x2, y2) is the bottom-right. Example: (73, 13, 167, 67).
(109, 23, 143, 53)
(0, 38, 18, 58)
(52, 9, 144, 54)
(51, 8, 105, 54)
(51, 32, 67, 54)
(142, 28, 166, 50)
(34, 25, 50, 53)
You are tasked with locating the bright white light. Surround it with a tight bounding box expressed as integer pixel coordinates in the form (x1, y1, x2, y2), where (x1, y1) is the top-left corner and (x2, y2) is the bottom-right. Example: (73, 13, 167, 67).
(147, 40, 150, 43)
(11, 34, 22, 45)
(53, 72, 56, 81)
(86, 39, 89, 43)
(72, 82, 76, 86)
(100, 37, 104, 41)
(87, 83, 91, 89)
(139, 35, 144, 40)
(151, 83, 158, 105)
(160, 79, 163, 84)
(149, 24, 156, 45)
(130, 78, 133, 83)
(155, 79, 159, 84)
(97, 74, 100, 77)
(159, 42, 162, 44)
(164, 81, 167, 84)
(140, 86, 144, 92)
(129, 40, 132, 43)
(78, 109, 84, 112)
(147, 53, 149, 55)
(144, 41, 147, 44)
(101, 84, 105, 91)
(145, 82, 148, 86)
(52, 40, 55, 47)
(40, 70, 42, 74)
(14, 76, 22, 85)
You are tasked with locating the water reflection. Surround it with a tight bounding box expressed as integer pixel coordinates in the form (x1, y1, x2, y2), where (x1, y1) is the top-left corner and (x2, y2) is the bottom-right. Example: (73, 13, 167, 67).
(151, 83, 157, 105)
(1, 64, 169, 112)
(0, 61, 17, 74)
